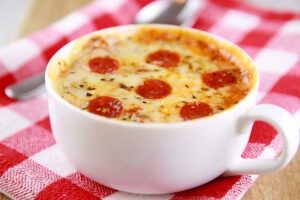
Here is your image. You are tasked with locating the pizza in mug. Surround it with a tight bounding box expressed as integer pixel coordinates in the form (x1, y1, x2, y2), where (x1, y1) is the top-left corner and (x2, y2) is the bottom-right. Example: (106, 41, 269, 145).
(50, 26, 255, 123)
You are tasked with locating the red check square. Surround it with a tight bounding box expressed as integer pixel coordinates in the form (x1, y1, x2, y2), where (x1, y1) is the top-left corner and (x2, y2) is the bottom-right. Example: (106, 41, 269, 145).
(36, 179, 98, 200)
(0, 74, 16, 106)
(0, 144, 27, 176)
(35, 117, 52, 132)
(271, 74, 300, 97)
(67, 172, 116, 198)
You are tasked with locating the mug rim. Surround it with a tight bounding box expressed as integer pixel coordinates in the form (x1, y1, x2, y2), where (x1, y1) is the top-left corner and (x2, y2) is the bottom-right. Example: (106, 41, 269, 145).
(45, 24, 259, 129)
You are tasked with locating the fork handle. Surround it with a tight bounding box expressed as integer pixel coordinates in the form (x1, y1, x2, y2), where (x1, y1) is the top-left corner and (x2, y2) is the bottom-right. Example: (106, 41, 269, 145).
(5, 71, 45, 100)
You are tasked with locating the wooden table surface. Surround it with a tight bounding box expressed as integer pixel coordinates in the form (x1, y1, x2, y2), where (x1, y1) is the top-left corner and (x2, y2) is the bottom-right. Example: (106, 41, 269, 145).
(1, 0, 299, 199)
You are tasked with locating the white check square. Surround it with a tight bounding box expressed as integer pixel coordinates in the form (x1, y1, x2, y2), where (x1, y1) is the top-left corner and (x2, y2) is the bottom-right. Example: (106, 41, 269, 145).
(280, 20, 300, 35)
(254, 49, 298, 74)
(31, 144, 76, 177)
(218, 10, 260, 31)
(8, 96, 48, 122)
(210, 10, 260, 42)
(0, 39, 40, 72)
(0, 108, 31, 140)
(108, 0, 139, 25)
(97, 0, 126, 12)
(52, 13, 90, 35)
(0, 159, 59, 198)
(257, 91, 266, 103)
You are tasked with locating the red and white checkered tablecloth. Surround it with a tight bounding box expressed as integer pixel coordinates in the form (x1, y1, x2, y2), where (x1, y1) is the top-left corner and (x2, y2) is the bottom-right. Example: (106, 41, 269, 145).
(0, 0, 299, 199)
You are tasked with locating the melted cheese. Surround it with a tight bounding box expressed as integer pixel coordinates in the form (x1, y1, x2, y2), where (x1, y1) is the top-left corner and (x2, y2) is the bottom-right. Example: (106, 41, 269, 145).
(50, 26, 256, 123)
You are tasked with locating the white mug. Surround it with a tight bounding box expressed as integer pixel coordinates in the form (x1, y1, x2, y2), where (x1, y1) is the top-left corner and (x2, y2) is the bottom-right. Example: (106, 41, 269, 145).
(45, 25, 299, 194)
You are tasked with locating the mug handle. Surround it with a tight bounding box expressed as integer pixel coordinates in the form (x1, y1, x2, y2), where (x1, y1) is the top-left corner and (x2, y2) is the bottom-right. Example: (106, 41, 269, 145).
(224, 104, 299, 175)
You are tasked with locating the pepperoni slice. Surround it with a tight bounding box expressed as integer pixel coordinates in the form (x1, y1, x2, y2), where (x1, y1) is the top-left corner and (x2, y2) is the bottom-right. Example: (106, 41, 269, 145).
(136, 79, 172, 99)
(88, 56, 119, 74)
(202, 70, 237, 89)
(146, 50, 180, 68)
(87, 96, 123, 118)
(180, 102, 212, 120)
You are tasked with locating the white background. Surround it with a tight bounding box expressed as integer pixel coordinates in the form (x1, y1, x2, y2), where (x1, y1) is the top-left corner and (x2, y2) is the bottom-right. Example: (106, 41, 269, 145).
(0, 0, 29, 47)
